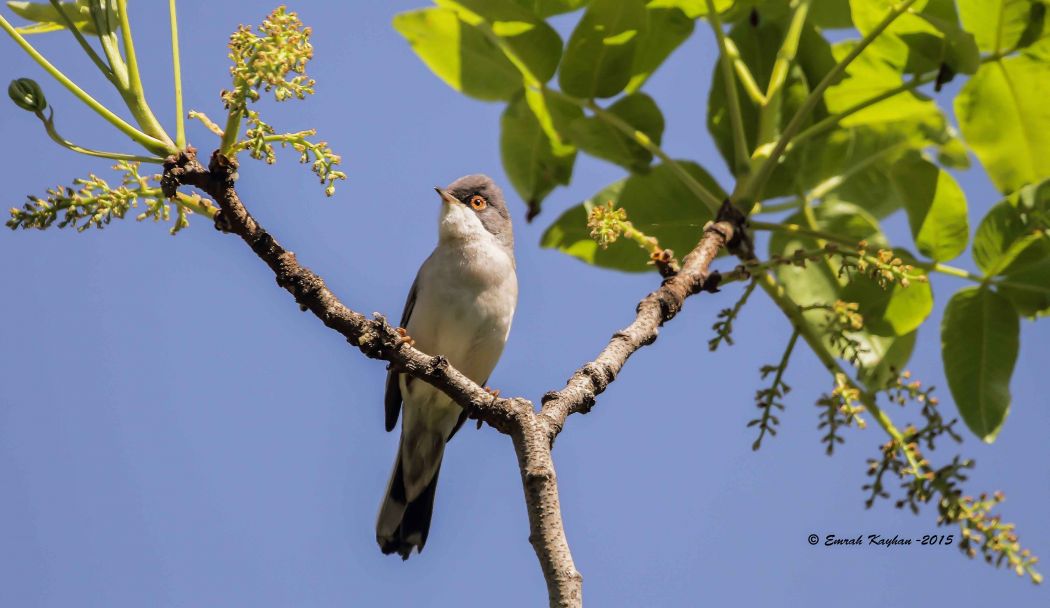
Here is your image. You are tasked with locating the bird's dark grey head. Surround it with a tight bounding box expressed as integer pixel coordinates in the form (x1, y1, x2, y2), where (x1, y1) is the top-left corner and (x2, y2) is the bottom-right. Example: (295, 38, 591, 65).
(439, 174, 514, 251)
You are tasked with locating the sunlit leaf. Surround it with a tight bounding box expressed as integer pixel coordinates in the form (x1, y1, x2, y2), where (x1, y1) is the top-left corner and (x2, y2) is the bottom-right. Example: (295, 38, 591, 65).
(512, 0, 589, 18)
(437, 0, 563, 83)
(957, 0, 1047, 53)
(393, 8, 522, 101)
(625, 6, 694, 93)
(955, 50, 1050, 194)
(890, 153, 969, 261)
(559, 0, 647, 99)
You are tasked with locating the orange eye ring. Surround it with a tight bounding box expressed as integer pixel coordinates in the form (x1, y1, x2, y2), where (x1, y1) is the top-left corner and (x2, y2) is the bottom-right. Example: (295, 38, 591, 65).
(469, 194, 487, 210)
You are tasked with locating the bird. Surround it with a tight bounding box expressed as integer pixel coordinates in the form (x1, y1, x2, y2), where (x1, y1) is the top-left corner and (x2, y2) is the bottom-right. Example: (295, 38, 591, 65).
(376, 174, 518, 560)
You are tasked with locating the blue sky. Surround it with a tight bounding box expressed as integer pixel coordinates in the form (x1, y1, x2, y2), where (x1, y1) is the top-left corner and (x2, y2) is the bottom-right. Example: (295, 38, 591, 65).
(1, 2, 1047, 606)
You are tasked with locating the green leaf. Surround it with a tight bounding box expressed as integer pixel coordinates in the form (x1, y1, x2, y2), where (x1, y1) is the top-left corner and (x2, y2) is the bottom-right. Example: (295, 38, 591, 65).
(501, 91, 580, 219)
(890, 153, 969, 261)
(770, 202, 928, 372)
(625, 7, 694, 93)
(567, 93, 664, 172)
(6, 1, 97, 34)
(559, 0, 647, 99)
(941, 286, 1019, 442)
(646, 0, 733, 19)
(437, 0, 564, 83)
(393, 8, 522, 101)
(936, 133, 971, 169)
(957, 0, 1047, 53)
(972, 179, 1050, 316)
(810, 0, 854, 29)
(540, 161, 723, 272)
(972, 179, 1050, 272)
(824, 43, 944, 128)
(842, 248, 934, 336)
(955, 51, 1050, 194)
(512, 0, 589, 18)
(794, 126, 931, 218)
(850, 0, 977, 75)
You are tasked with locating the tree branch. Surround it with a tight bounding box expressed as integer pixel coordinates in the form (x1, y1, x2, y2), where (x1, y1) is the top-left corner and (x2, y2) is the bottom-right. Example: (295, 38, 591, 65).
(161, 148, 738, 607)
(539, 208, 737, 439)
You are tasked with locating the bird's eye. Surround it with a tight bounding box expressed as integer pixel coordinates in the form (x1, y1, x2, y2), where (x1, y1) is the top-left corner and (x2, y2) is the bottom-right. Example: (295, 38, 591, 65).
(468, 194, 487, 210)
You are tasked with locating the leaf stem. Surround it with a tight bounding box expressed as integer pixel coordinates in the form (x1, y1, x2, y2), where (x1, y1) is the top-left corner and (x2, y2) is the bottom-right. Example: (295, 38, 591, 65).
(115, 0, 172, 145)
(723, 38, 767, 105)
(739, 0, 919, 208)
(34, 109, 164, 163)
(705, 0, 750, 175)
(757, 0, 812, 147)
(0, 14, 172, 155)
(220, 109, 243, 154)
(169, 0, 186, 148)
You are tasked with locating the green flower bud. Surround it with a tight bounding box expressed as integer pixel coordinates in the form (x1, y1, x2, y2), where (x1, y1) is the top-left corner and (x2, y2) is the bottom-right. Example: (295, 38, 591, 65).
(8, 78, 47, 113)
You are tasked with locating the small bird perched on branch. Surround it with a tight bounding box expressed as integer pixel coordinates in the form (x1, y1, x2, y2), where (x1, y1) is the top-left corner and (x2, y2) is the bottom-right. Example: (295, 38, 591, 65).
(376, 175, 518, 559)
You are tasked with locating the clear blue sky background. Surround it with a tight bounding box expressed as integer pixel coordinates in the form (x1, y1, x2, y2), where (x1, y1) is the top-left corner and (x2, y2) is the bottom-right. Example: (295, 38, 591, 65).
(1, 2, 1047, 606)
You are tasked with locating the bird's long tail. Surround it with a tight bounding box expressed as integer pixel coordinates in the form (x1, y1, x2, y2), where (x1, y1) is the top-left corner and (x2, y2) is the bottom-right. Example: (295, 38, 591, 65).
(376, 433, 445, 560)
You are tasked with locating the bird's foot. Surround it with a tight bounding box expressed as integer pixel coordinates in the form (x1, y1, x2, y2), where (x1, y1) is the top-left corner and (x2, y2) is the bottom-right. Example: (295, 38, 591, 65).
(483, 386, 501, 398)
(395, 327, 415, 347)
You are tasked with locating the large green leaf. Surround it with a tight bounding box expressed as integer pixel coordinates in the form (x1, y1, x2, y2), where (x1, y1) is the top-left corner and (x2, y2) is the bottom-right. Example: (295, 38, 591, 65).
(955, 50, 1050, 194)
(890, 154, 969, 261)
(540, 162, 724, 272)
(646, 0, 733, 19)
(625, 6, 695, 93)
(512, 0, 589, 18)
(6, 1, 99, 34)
(559, 0, 648, 99)
(957, 0, 1047, 53)
(972, 179, 1050, 316)
(437, 0, 563, 83)
(567, 93, 664, 172)
(811, 0, 855, 29)
(393, 8, 522, 101)
(501, 91, 580, 219)
(792, 127, 919, 219)
(824, 43, 944, 128)
(770, 202, 931, 379)
(841, 248, 934, 336)
(941, 286, 1019, 442)
(849, 0, 978, 75)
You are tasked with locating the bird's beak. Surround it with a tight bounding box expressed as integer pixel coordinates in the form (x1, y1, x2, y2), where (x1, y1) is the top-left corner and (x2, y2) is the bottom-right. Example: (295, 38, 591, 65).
(434, 187, 457, 206)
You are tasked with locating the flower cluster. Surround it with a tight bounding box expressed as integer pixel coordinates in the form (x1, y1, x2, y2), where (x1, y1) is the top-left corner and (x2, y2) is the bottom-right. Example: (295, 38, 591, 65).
(848, 241, 928, 289)
(6, 161, 210, 235)
(586, 202, 679, 273)
(236, 111, 346, 197)
(223, 7, 315, 112)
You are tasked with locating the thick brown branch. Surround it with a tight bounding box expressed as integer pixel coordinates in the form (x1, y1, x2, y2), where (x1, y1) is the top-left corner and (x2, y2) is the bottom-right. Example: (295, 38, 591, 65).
(538, 212, 737, 440)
